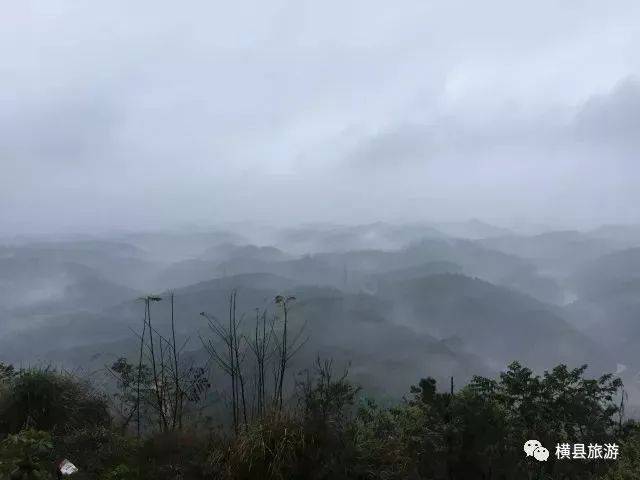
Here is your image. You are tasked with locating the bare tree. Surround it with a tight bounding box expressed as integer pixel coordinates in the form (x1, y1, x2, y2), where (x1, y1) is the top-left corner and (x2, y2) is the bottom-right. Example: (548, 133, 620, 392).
(200, 290, 248, 433)
(136, 301, 149, 437)
(170, 292, 182, 430)
(200, 291, 307, 430)
(110, 293, 209, 436)
(143, 295, 168, 431)
(246, 308, 275, 418)
(273, 295, 307, 410)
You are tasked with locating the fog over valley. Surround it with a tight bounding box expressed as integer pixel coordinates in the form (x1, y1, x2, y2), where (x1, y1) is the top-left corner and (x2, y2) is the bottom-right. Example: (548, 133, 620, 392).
(2, 221, 640, 407)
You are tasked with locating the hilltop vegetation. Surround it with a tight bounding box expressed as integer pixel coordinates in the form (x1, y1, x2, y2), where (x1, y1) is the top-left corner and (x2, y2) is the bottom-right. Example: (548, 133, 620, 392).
(0, 357, 638, 479)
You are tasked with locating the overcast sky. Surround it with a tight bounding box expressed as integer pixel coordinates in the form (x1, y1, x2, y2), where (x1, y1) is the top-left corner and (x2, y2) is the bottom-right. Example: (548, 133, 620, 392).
(2, 1, 640, 234)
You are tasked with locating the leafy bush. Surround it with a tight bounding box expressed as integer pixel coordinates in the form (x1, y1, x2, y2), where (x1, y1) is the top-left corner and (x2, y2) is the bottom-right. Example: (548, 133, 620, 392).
(600, 427, 640, 479)
(136, 430, 211, 479)
(100, 464, 142, 480)
(211, 412, 306, 480)
(348, 400, 422, 479)
(0, 429, 54, 480)
(54, 426, 137, 479)
(0, 358, 633, 480)
(0, 368, 110, 435)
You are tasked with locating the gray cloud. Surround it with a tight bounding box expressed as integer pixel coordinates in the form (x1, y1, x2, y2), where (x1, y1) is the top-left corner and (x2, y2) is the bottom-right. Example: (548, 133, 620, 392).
(346, 124, 440, 168)
(1, 1, 640, 233)
(344, 77, 640, 170)
(1, 90, 122, 168)
(573, 78, 640, 151)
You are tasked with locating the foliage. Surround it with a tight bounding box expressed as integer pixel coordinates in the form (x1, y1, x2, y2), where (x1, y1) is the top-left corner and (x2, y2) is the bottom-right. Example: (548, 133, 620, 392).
(599, 427, 640, 479)
(0, 363, 16, 383)
(399, 362, 626, 479)
(348, 400, 422, 479)
(100, 464, 141, 480)
(135, 430, 212, 480)
(53, 426, 137, 480)
(0, 355, 634, 479)
(0, 367, 110, 435)
(0, 429, 54, 480)
(212, 412, 307, 480)
(120, 293, 211, 436)
(109, 357, 154, 432)
(297, 357, 361, 478)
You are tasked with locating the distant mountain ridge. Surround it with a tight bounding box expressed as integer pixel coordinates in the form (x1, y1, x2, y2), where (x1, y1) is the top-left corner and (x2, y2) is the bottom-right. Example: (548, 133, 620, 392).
(2, 222, 637, 399)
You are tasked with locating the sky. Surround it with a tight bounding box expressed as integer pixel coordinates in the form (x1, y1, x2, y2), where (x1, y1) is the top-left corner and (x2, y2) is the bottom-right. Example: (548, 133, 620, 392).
(2, 0, 640, 234)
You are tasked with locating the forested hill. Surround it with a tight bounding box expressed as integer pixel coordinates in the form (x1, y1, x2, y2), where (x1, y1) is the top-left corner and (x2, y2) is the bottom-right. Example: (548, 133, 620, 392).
(2, 223, 640, 478)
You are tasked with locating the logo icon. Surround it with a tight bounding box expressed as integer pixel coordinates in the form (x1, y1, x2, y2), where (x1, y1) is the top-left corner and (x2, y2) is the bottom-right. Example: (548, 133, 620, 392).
(524, 440, 549, 462)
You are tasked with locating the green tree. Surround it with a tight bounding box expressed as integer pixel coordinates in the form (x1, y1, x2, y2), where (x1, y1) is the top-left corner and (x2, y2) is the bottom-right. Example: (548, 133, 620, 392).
(402, 362, 625, 479)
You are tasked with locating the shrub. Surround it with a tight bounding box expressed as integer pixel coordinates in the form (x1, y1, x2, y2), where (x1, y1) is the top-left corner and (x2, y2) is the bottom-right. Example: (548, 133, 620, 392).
(0, 429, 54, 480)
(212, 412, 306, 480)
(0, 368, 111, 435)
(54, 426, 137, 479)
(348, 400, 422, 480)
(600, 428, 640, 479)
(100, 463, 141, 480)
(136, 430, 211, 480)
